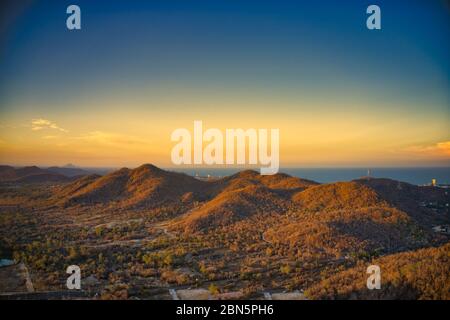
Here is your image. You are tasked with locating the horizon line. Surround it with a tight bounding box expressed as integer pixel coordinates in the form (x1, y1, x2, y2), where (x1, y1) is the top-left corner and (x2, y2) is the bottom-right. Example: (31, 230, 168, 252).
(1, 163, 449, 169)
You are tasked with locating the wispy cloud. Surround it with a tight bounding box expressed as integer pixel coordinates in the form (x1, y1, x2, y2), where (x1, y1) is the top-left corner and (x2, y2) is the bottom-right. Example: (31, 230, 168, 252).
(436, 141, 450, 156)
(71, 131, 149, 148)
(403, 141, 450, 157)
(31, 119, 67, 132)
(41, 135, 58, 140)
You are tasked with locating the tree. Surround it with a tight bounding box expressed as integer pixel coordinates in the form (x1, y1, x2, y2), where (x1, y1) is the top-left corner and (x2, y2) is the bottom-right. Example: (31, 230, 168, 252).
(208, 283, 219, 295)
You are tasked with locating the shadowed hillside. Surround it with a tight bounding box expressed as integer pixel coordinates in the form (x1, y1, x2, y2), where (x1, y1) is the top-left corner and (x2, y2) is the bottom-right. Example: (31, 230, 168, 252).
(46, 166, 90, 177)
(171, 169, 318, 231)
(174, 184, 289, 232)
(264, 206, 430, 260)
(0, 165, 70, 183)
(56, 174, 102, 198)
(14, 173, 70, 183)
(263, 181, 443, 259)
(354, 178, 449, 226)
(305, 243, 450, 300)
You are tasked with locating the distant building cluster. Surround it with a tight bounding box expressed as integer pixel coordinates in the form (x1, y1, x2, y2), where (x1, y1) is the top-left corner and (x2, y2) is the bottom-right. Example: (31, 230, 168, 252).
(425, 179, 450, 189)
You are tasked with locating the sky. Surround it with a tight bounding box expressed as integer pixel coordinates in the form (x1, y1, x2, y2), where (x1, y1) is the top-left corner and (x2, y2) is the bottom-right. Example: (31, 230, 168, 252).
(0, 0, 449, 168)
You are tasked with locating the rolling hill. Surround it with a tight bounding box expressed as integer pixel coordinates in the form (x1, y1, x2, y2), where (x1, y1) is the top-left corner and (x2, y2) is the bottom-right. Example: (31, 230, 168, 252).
(354, 177, 449, 226)
(216, 170, 318, 192)
(1, 163, 449, 300)
(14, 173, 71, 183)
(171, 169, 319, 231)
(0, 165, 70, 183)
(263, 180, 446, 258)
(57, 164, 448, 248)
(56, 174, 102, 198)
(175, 184, 289, 232)
(58, 165, 319, 214)
(46, 166, 90, 177)
(59, 164, 207, 208)
(292, 181, 387, 211)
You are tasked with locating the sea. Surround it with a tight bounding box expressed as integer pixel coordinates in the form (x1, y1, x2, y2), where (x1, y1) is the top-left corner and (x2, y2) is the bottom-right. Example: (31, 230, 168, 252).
(168, 167, 450, 186)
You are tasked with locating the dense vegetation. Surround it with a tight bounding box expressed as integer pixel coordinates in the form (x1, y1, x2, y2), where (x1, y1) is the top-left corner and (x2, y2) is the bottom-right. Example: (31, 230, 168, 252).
(305, 243, 450, 300)
(0, 164, 448, 299)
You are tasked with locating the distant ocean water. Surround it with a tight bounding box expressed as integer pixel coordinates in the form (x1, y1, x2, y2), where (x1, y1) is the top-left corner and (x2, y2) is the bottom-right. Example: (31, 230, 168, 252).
(169, 167, 450, 186)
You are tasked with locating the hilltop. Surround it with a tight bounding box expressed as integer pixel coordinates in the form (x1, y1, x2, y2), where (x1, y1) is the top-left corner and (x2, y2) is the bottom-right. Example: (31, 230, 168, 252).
(292, 181, 386, 210)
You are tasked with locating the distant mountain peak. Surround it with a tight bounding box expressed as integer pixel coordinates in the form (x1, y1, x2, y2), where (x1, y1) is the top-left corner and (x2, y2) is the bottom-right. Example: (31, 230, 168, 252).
(24, 165, 40, 169)
(135, 163, 162, 171)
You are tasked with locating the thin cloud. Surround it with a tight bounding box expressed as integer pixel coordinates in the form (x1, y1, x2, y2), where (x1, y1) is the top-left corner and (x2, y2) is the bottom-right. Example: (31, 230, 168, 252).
(31, 118, 68, 132)
(71, 131, 149, 147)
(404, 141, 450, 157)
(0, 124, 18, 129)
